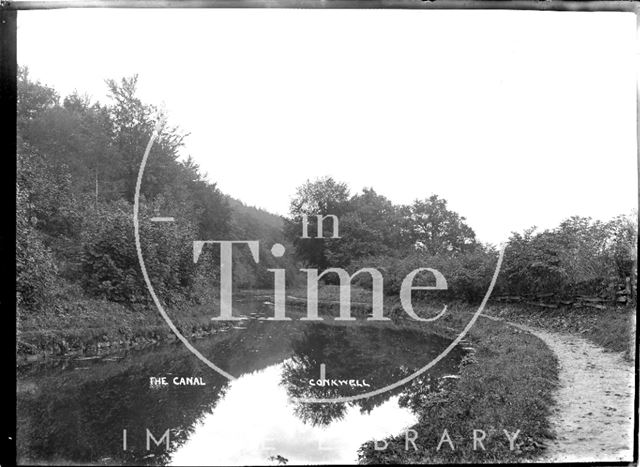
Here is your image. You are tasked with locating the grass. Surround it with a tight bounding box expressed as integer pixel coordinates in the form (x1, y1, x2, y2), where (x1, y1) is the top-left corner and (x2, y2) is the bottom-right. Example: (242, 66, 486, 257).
(16, 290, 228, 363)
(483, 303, 636, 361)
(356, 301, 559, 463)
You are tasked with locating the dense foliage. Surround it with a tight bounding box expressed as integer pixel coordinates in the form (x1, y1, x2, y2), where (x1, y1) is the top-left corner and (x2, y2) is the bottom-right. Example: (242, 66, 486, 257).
(16, 169, 57, 313)
(16, 69, 294, 313)
(285, 178, 478, 269)
(285, 178, 636, 302)
(501, 215, 637, 298)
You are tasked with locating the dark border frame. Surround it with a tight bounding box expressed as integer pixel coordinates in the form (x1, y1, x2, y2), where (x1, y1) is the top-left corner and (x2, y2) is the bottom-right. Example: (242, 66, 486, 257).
(3, 2, 638, 466)
(2, 0, 639, 11)
(2, 7, 17, 467)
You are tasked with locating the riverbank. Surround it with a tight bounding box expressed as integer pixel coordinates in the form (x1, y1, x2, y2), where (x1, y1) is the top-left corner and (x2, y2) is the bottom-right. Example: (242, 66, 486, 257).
(16, 285, 375, 365)
(356, 301, 559, 464)
(18, 288, 561, 463)
(16, 293, 229, 365)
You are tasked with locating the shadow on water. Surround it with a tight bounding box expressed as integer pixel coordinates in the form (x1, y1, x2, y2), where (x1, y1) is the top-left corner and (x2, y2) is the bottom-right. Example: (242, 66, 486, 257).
(17, 298, 465, 465)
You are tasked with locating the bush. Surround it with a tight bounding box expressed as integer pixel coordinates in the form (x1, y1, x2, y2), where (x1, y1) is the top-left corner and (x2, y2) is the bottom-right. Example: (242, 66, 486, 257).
(16, 181, 58, 313)
(80, 199, 197, 304)
(501, 216, 637, 299)
(348, 246, 499, 303)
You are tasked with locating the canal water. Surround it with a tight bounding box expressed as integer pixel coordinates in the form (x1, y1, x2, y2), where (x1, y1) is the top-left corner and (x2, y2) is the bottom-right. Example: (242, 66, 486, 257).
(17, 298, 465, 465)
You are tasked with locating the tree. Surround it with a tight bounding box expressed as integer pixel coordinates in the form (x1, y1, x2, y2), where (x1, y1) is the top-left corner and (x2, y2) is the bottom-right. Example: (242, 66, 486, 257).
(285, 176, 350, 269)
(608, 214, 637, 289)
(16, 72, 236, 311)
(324, 188, 407, 267)
(405, 195, 477, 255)
(501, 215, 638, 298)
(106, 75, 186, 202)
(18, 71, 118, 203)
(16, 153, 58, 313)
(17, 67, 59, 131)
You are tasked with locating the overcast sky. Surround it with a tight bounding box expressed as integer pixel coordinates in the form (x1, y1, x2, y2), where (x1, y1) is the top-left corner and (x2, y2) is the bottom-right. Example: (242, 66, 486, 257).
(16, 8, 638, 244)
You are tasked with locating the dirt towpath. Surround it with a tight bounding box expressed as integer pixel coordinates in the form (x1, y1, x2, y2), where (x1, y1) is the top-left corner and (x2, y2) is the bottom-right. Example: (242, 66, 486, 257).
(479, 312, 635, 462)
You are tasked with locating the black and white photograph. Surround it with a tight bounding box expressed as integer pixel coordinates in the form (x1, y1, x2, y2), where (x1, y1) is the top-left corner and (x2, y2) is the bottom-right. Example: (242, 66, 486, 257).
(7, 1, 638, 465)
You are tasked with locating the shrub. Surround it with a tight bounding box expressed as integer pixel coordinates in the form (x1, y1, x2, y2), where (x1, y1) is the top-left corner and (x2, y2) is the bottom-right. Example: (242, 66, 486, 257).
(502, 216, 637, 299)
(16, 181, 58, 313)
(348, 246, 499, 303)
(80, 199, 197, 304)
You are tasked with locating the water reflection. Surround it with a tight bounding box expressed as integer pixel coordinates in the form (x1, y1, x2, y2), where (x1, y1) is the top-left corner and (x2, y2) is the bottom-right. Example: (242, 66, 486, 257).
(17, 342, 229, 466)
(170, 363, 417, 466)
(281, 323, 461, 426)
(17, 298, 465, 466)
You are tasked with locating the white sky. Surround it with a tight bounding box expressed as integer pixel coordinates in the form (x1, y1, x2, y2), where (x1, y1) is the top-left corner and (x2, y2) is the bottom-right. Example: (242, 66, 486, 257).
(16, 8, 638, 245)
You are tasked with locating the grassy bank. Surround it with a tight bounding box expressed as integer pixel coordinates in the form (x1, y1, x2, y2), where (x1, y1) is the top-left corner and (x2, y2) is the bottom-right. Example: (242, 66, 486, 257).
(482, 303, 636, 361)
(353, 301, 559, 464)
(16, 288, 227, 364)
(16, 285, 371, 364)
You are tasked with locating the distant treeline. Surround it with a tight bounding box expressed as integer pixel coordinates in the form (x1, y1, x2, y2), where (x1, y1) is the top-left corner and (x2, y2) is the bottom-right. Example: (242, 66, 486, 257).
(284, 177, 637, 304)
(16, 69, 637, 317)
